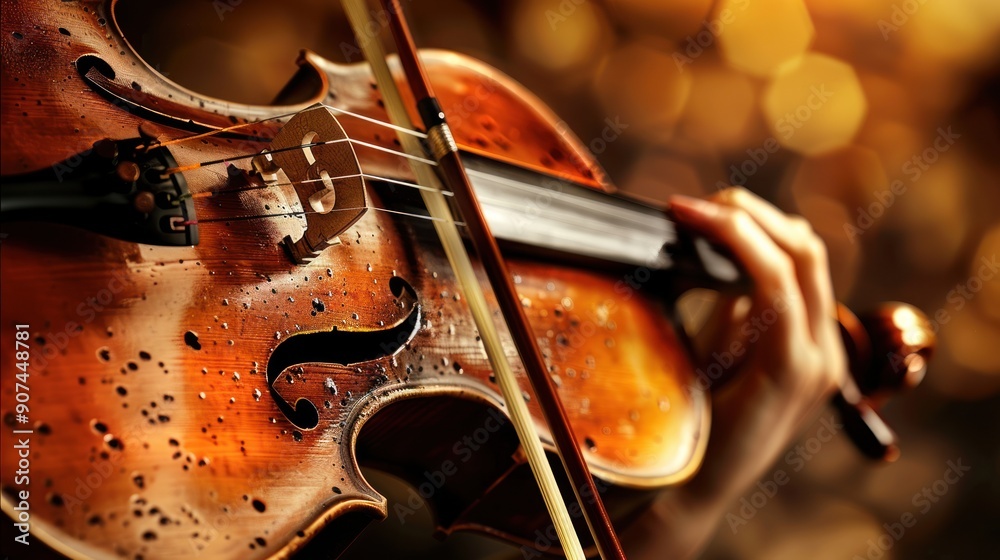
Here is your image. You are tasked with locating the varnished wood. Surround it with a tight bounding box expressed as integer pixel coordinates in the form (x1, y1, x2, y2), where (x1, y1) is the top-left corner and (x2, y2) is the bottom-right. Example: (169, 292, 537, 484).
(380, 1, 625, 557)
(1, 2, 702, 558)
(0, 1, 935, 558)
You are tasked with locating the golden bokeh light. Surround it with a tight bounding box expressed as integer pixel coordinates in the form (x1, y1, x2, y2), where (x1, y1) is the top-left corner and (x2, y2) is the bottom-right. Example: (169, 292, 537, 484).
(716, 0, 814, 76)
(905, 0, 1000, 63)
(605, 0, 715, 40)
(886, 154, 968, 272)
(942, 310, 1000, 383)
(970, 225, 1000, 322)
(511, 0, 612, 73)
(762, 53, 867, 155)
(786, 146, 888, 210)
(795, 195, 861, 297)
(622, 153, 704, 201)
(592, 41, 692, 141)
(804, 0, 892, 24)
(856, 120, 925, 173)
(679, 65, 757, 149)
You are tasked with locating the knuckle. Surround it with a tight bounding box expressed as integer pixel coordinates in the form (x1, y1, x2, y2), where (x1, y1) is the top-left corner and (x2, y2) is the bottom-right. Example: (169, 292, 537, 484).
(807, 345, 845, 393)
(790, 219, 829, 265)
(788, 215, 813, 235)
(708, 189, 731, 204)
(719, 186, 744, 205)
(727, 208, 755, 237)
(793, 351, 837, 394)
(765, 252, 796, 284)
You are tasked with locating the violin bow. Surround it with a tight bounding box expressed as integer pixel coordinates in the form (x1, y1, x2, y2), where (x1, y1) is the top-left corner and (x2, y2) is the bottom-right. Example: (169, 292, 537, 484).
(339, 1, 627, 558)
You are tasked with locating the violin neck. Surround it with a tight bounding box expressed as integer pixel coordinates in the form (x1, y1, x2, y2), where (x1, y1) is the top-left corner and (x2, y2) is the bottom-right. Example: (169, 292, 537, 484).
(458, 155, 675, 269)
(404, 154, 745, 293)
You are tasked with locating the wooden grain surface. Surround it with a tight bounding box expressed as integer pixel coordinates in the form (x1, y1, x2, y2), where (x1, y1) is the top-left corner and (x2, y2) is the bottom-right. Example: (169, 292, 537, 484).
(0, 1, 707, 558)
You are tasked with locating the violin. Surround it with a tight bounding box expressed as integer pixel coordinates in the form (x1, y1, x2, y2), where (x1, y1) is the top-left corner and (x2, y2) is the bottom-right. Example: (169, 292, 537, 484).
(0, 1, 935, 558)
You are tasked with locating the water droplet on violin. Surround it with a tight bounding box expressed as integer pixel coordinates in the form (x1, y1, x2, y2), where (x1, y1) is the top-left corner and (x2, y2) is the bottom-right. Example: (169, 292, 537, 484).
(658, 398, 670, 412)
(184, 331, 202, 350)
(325, 378, 338, 395)
(252, 499, 266, 513)
(98, 347, 111, 361)
(104, 434, 124, 450)
(116, 386, 127, 396)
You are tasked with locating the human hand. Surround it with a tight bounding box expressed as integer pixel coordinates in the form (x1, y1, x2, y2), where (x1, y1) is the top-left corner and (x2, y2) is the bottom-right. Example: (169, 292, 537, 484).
(624, 187, 848, 558)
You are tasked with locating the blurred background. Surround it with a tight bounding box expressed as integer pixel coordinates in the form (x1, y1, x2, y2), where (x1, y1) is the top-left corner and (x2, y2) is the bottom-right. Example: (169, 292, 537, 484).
(112, 0, 1000, 558)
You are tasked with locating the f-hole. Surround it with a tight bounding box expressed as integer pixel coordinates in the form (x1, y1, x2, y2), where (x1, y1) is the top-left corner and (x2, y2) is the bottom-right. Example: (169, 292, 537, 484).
(266, 277, 421, 429)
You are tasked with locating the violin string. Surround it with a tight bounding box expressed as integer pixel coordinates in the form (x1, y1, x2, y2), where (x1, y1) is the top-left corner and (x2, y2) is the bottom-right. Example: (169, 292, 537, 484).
(152, 103, 456, 230)
(152, 108, 305, 149)
(184, 205, 464, 226)
(152, 103, 427, 149)
(187, 171, 454, 199)
(161, 137, 437, 177)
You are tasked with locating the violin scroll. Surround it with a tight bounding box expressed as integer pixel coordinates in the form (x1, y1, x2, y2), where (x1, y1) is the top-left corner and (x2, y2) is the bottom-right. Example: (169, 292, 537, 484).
(835, 302, 935, 461)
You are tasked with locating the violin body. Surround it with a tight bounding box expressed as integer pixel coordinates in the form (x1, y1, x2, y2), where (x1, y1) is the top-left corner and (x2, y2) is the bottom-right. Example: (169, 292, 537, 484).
(1, 1, 709, 557)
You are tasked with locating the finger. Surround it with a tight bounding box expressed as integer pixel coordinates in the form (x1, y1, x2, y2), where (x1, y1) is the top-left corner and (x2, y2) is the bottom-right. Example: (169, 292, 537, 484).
(691, 293, 746, 359)
(669, 195, 811, 350)
(692, 293, 752, 390)
(710, 188, 835, 343)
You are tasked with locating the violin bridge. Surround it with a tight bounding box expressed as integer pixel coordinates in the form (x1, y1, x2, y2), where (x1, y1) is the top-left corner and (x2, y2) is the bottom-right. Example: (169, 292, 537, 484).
(253, 104, 369, 264)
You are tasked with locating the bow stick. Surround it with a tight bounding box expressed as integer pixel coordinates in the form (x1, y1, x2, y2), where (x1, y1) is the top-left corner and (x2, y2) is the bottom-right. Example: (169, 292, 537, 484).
(340, 0, 627, 558)
(375, 5, 629, 559)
